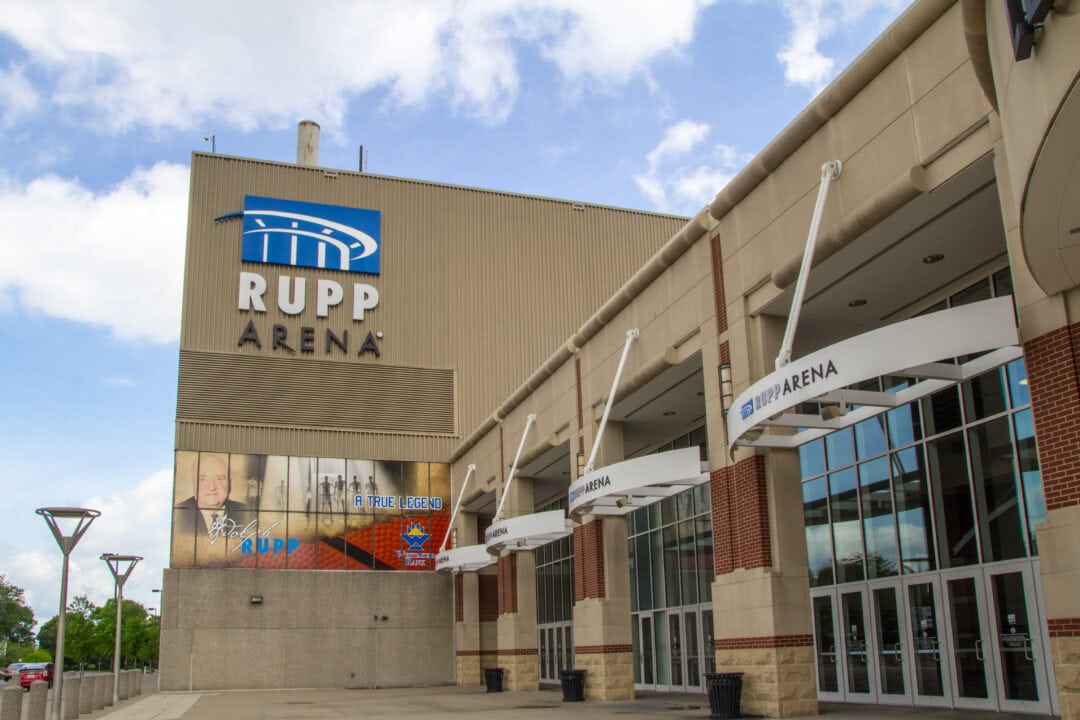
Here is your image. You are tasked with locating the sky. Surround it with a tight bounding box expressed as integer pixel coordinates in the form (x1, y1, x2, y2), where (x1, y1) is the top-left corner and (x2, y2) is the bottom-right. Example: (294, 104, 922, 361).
(0, 0, 912, 631)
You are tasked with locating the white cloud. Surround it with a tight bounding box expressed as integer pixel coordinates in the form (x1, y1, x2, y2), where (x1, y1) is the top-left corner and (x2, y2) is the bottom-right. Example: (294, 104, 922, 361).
(777, 0, 911, 91)
(0, 0, 716, 132)
(0, 162, 188, 343)
(634, 121, 752, 214)
(0, 63, 39, 127)
(13, 469, 172, 625)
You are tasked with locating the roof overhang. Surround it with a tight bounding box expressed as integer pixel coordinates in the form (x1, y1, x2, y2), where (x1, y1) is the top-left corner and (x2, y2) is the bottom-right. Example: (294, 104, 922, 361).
(727, 297, 1021, 451)
(484, 510, 574, 554)
(568, 447, 708, 517)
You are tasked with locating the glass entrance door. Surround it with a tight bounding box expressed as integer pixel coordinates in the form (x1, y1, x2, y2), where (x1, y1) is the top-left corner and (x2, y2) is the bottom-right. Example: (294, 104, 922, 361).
(537, 621, 572, 684)
(903, 579, 950, 707)
(633, 606, 710, 692)
(942, 562, 1055, 714)
(810, 588, 878, 702)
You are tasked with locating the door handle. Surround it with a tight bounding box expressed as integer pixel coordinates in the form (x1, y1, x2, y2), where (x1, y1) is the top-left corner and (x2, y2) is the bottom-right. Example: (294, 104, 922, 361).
(975, 639, 984, 662)
(1024, 638, 1033, 662)
(894, 643, 903, 664)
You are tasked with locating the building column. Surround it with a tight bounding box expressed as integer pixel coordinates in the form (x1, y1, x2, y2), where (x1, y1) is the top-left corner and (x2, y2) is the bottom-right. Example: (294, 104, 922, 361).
(1021, 308, 1080, 720)
(495, 477, 539, 690)
(453, 511, 485, 685)
(573, 419, 634, 700)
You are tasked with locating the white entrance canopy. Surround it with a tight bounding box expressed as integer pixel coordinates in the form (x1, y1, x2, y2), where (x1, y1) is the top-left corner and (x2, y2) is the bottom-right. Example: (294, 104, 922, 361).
(484, 509, 574, 554)
(435, 544, 494, 573)
(568, 447, 709, 517)
(727, 297, 1021, 451)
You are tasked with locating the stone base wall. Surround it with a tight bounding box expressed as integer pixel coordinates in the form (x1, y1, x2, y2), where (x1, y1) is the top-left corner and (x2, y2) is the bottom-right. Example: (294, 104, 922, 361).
(1053, 635, 1080, 720)
(715, 645, 817, 718)
(499, 652, 539, 691)
(455, 654, 482, 686)
(574, 649, 633, 701)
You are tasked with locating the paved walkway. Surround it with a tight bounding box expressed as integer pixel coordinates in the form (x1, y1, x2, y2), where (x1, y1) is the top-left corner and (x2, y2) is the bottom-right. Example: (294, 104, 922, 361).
(75, 684, 1059, 720)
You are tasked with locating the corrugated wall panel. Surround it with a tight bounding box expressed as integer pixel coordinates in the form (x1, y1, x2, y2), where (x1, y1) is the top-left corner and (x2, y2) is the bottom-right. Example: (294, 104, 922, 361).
(178, 350, 455, 434)
(180, 154, 685, 456)
(176, 421, 456, 462)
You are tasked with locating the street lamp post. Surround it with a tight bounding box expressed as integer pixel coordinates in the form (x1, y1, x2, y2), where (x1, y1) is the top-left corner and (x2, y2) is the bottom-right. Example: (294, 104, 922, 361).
(36, 507, 99, 720)
(101, 554, 142, 704)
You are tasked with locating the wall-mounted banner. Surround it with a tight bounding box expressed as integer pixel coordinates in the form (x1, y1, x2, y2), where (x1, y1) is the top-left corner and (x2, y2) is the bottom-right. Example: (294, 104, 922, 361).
(171, 451, 449, 571)
(726, 297, 1021, 451)
(237, 196, 381, 275)
(567, 447, 707, 517)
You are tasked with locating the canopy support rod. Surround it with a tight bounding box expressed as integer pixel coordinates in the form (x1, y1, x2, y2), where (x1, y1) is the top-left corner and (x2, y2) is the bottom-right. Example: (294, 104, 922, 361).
(775, 160, 841, 370)
(585, 329, 640, 474)
(439, 463, 476, 553)
(494, 414, 536, 522)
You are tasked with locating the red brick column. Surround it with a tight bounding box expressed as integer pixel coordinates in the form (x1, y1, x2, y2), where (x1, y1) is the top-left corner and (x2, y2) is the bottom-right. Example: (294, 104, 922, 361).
(710, 455, 772, 573)
(496, 554, 518, 615)
(573, 519, 605, 601)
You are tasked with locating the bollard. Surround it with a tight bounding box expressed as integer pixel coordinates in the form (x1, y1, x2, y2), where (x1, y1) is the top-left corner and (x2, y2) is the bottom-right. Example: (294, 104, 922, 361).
(127, 670, 136, 698)
(92, 675, 106, 710)
(118, 671, 129, 701)
(135, 670, 143, 695)
(27, 680, 48, 720)
(1, 685, 23, 720)
(103, 674, 114, 707)
(63, 676, 79, 720)
(79, 675, 93, 715)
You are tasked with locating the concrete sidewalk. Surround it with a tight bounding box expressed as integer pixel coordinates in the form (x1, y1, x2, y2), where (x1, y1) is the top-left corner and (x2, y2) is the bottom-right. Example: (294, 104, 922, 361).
(83, 685, 1058, 720)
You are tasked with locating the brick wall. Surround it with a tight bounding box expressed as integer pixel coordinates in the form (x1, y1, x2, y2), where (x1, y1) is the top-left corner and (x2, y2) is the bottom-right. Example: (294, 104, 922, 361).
(1048, 617, 1080, 637)
(711, 454, 772, 574)
(497, 554, 518, 615)
(1024, 324, 1080, 511)
(455, 573, 464, 622)
(711, 233, 728, 334)
(573, 519, 605, 601)
(479, 574, 498, 622)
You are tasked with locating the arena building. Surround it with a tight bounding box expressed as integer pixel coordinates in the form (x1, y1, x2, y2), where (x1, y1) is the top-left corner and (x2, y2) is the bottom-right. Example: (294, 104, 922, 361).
(162, 0, 1080, 717)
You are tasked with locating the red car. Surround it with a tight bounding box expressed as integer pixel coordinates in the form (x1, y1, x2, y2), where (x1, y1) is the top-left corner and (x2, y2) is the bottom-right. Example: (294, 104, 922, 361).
(19, 663, 53, 690)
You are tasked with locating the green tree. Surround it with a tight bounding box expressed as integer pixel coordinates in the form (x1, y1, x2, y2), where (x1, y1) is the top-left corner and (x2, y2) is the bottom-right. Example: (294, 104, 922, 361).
(92, 599, 153, 669)
(37, 595, 107, 671)
(0, 575, 36, 647)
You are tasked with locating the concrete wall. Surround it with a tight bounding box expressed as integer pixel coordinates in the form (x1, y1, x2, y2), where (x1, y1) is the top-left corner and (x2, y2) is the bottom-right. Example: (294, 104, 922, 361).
(160, 568, 453, 690)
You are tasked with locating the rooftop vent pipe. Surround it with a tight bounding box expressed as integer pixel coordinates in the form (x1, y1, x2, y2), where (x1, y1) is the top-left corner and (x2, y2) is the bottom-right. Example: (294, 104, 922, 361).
(297, 120, 320, 166)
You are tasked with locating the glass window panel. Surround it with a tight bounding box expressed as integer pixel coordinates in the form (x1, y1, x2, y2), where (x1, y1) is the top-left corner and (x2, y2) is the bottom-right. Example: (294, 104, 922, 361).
(800, 439, 826, 479)
(964, 368, 1008, 421)
(676, 487, 695, 520)
(635, 533, 653, 611)
(648, 503, 662, 532)
(928, 432, 979, 567)
(829, 468, 864, 583)
(891, 449, 935, 573)
(679, 520, 698, 604)
(993, 267, 1014, 298)
(693, 482, 710, 517)
(803, 477, 834, 587)
(859, 458, 898, 578)
(663, 524, 681, 607)
(923, 386, 962, 436)
(950, 278, 991, 307)
(650, 531, 667, 609)
(696, 516, 715, 600)
(917, 299, 948, 316)
(661, 496, 677, 527)
(826, 429, 855, 470)
(969, 417, 1026, 561)
(855, 417, 888, 459)
(1013, 409, 1045, 554)
(1007, 359, 1030, 408)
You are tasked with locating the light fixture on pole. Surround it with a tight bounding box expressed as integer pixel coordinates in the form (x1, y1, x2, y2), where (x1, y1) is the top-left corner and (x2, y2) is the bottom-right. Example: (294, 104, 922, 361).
(719, 363, 734, 413)
(36, 507, 99, 720)
(101, 553, 142, 705)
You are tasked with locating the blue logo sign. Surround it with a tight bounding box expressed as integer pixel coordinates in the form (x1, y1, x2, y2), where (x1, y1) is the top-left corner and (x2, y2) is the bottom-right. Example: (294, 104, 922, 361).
(401, 522, 431, 552)
(236, 195, 380, 275)
(740, 400, 754, 420)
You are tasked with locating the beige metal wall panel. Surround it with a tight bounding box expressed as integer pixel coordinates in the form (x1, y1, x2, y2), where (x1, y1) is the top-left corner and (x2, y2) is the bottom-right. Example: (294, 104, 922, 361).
(175, 421, 455, 463)
(179, 153, 685, 459)
(177, 350, 455, 434)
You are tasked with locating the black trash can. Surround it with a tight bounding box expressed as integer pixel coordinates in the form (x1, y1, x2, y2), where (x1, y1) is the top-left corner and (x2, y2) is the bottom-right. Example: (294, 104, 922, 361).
(560, 669, 585, 702)
(704, 672, 743, 719)
(484, 667, 504, 693)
